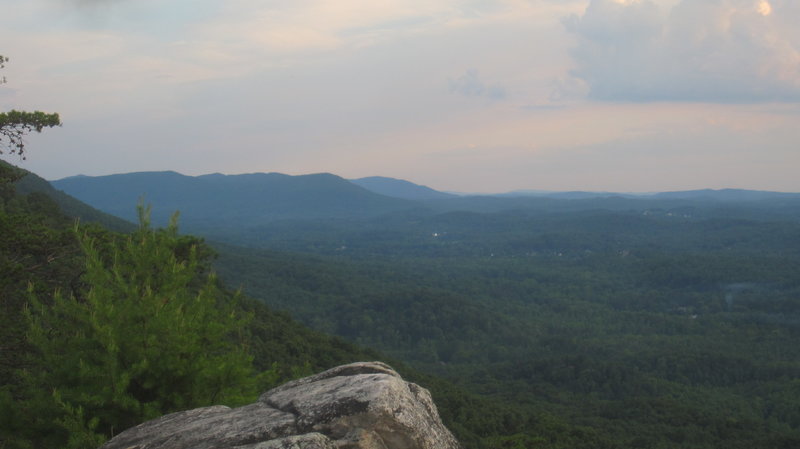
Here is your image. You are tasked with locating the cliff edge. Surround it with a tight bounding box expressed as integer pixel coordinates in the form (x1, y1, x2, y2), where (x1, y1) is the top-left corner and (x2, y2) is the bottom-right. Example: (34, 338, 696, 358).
(99, 361, 462, 449)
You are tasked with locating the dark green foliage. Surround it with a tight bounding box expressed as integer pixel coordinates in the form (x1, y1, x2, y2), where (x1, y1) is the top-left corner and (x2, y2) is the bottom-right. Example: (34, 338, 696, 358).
(14, 208, 258, 448)
(0, 167, 402, 449)
(0, 168, 83, 390)
(8, 162, 134, 232)
(212, 204, 800, 449)
(1, 168, 85, 448)
(241, 297, 382, 379)
(9, 161, 800, 448)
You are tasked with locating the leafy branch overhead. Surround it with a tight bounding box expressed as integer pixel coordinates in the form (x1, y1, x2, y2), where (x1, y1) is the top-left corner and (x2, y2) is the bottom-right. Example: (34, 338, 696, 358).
(0, 56, 61, 159)
(0, 110, 62, 158)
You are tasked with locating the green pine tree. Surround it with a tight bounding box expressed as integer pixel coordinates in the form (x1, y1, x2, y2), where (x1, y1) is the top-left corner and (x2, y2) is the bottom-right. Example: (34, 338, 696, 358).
(18, 205, 258, 448)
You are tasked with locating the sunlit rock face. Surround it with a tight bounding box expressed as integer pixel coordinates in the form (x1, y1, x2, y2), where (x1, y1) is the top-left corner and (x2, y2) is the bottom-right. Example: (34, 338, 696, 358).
(99, 362, 462, 449)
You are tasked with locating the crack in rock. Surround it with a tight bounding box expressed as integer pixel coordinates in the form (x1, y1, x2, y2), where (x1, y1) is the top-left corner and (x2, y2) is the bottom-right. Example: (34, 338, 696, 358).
(100, 362, 461, 449)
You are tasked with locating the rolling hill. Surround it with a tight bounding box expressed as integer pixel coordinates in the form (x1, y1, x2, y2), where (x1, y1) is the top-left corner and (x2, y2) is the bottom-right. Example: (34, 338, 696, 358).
(350, 176, 457, 200)
(52, 171, 418, 233)
(2, 161, 134, 232)
(14, 164, 800, 448)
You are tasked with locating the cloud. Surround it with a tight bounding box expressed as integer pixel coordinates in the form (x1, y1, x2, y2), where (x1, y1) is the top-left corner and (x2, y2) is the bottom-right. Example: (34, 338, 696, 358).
(564, 0, 800, 102)
(449, 69, 507, 100)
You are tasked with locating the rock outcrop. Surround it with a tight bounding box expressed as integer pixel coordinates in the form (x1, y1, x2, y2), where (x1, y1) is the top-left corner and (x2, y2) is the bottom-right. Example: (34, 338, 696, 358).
(99, 362, 462, 449)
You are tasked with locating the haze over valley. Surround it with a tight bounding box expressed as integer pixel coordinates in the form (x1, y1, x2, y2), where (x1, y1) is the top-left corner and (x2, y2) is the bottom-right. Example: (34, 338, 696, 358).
(4, 0, 800, 447)
(32, 167, 800, 447)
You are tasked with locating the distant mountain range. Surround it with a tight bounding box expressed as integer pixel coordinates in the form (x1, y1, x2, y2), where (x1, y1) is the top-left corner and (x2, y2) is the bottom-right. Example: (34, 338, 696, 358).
(350, 176, 457, 200)
(51, 171, 416, 231)
(50, 170, 800, 235)
(19, 163, 800, 449)
(497, 188, 800, 201)
(648, 188, 800, 201)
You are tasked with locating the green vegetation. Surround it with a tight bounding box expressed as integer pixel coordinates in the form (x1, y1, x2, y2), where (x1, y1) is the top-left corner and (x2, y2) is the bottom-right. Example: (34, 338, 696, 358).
(5, 159, 800, 448)
(212, 206, 800, 448)
(12, 166, 134, 232)
(20, 207, 258, 447)
(0, 167, 386, 448)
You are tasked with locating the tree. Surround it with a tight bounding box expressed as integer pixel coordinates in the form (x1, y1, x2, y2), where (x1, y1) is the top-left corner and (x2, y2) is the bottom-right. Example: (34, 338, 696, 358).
(15, 206, 258, 448)
(0, 55, 61, 159)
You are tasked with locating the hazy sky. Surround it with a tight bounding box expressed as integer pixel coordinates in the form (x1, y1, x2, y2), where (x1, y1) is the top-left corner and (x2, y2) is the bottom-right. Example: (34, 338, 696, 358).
(2, 0, 799, 193)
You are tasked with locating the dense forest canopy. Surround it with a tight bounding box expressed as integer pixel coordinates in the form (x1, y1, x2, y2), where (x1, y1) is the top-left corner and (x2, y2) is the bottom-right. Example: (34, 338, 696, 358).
(209, 193, 800, 449)
(0, 165, 397, 448)
(5, 161, 800, 448)
(6, 25, 800, 447)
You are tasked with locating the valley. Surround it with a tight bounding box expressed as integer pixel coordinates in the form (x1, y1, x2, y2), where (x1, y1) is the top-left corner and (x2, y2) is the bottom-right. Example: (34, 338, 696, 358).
(48, 170, 800, 448)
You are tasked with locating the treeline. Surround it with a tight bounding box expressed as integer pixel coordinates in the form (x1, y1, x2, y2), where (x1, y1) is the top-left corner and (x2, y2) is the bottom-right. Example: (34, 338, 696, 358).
(6, 158, 800, 448)
(0, 165, 379, 448)
(198, 204, 800, 259)
(1, 162, 554, 449)
(212, 204, 800, 448)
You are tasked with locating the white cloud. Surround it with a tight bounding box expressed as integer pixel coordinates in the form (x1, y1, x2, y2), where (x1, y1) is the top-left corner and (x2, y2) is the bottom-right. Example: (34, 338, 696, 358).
(565, 0, 800, 102)
(6, 0, 799, 193)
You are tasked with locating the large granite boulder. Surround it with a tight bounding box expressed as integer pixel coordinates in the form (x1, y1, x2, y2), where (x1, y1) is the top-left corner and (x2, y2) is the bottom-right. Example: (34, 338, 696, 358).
(99, 362, 461, 449)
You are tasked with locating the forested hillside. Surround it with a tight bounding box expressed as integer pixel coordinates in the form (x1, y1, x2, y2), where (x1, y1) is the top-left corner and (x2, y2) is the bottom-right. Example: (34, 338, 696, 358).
(0, 165, 400, 448)
(14, 165, 800, 448)
(3, 162, 556, 449)
(210, 200, 800, 448)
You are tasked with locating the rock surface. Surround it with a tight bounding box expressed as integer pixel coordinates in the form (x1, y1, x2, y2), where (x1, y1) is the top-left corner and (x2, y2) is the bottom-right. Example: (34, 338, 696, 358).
(99, 362, 461, 449)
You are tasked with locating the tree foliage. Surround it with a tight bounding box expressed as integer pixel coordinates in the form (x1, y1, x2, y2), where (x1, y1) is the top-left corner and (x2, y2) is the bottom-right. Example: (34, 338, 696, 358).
(12, 207, 257, 448)
(212, 206, 800, 449)
(0, 56, 61, 158)
(0, 166, 394, 449)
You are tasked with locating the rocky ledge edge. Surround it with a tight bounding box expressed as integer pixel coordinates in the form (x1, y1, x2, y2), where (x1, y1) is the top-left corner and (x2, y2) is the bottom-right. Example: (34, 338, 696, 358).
(99, 361, 462, 449)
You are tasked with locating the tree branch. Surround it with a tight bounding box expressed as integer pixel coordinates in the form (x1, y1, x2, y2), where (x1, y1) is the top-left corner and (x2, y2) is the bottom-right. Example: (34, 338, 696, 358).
(0, 110, 62, 159)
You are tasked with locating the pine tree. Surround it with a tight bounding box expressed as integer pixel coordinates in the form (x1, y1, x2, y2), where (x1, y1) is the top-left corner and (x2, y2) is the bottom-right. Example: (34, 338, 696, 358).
(18, 206, 257, 448)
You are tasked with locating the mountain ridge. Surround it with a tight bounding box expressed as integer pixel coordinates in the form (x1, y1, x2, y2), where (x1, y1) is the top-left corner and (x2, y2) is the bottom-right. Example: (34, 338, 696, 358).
(51, 171, 418, 232)
(51, 170, 800, 240)
(350, 176, 457, 200)
(52, 169, 800, 203)
(3, 161, 135, 232)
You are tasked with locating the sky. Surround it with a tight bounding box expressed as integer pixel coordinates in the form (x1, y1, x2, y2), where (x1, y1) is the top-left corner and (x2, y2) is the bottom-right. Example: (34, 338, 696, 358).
(1, 0, 799, 193)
